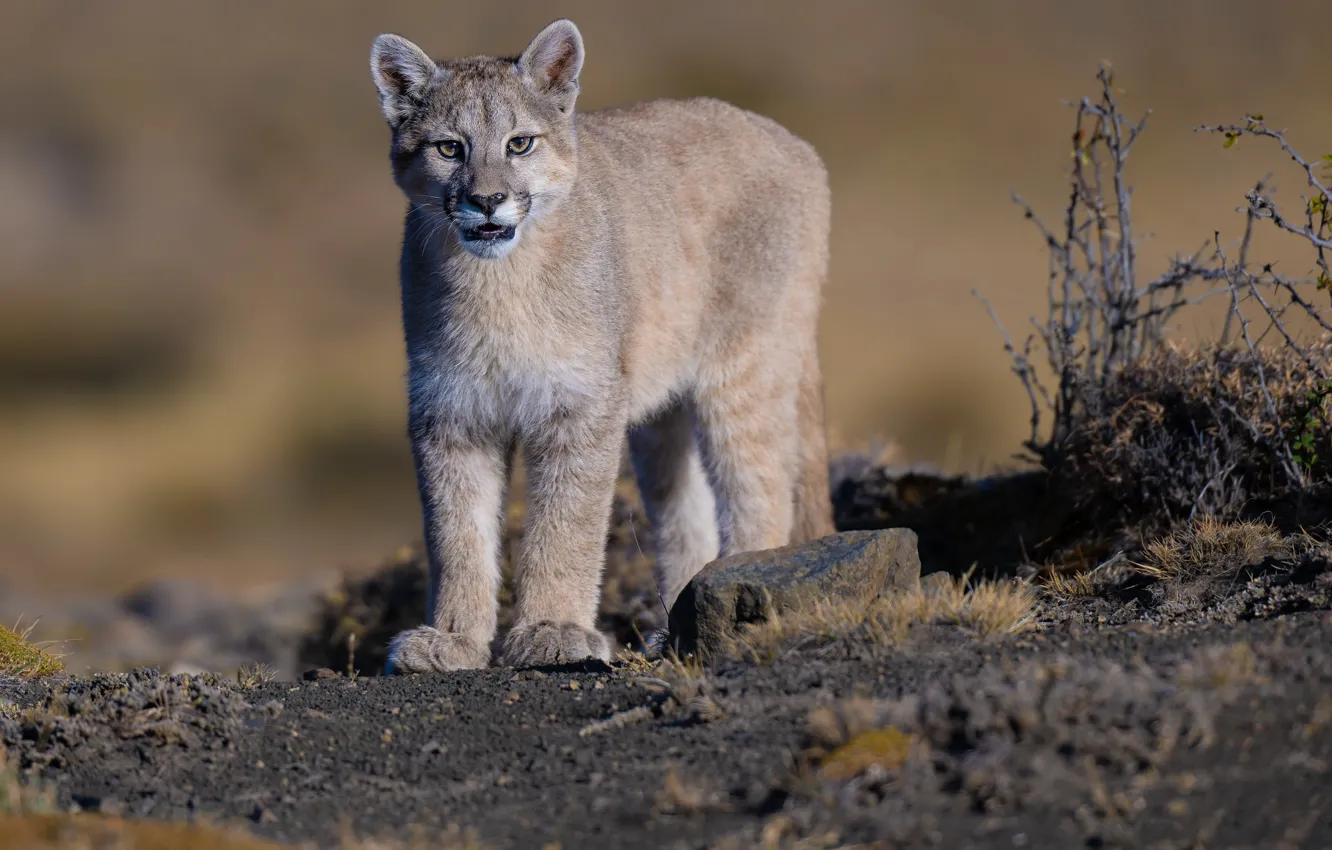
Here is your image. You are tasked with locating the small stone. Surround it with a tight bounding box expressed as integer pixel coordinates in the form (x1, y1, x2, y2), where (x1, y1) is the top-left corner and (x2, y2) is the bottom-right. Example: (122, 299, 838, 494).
(302, 668, 338, 681)
(421, 740, 445, 755)
(568, 680, 581, 691)
(668, 529, 922, 658)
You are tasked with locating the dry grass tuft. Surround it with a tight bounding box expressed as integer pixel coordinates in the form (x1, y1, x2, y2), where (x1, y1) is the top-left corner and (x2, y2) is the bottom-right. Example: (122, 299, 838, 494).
(1135, 516, 1291, 579)
(1042, 569, 1104, 599)
(806, 698, 883, 751)
(652, 768, 725, 817)
(727, 599, 870, 664)
(1175, 642, 1261, 690)
(611, 647, 657, 676)
(725, 575, 1036, 663)
(234, 662, 278, 688)
(815, 727, 915, 781)
(0, 621, 63, 679)
(657, 650, 707, 682)
(938, 577, 1038, 636)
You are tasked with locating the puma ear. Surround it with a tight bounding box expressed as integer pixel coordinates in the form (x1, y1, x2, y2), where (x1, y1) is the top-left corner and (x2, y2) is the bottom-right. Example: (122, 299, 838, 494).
(517, 19, 584, 112)
(370, 34, 438, 126)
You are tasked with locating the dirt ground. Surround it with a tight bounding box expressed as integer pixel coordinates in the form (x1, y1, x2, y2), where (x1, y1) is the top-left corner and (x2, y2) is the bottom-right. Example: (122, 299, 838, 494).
(4, 602, 1330, 849)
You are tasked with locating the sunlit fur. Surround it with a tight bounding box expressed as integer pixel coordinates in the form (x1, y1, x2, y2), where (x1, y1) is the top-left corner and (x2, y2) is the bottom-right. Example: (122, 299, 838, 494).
(370, 20, 835, 673)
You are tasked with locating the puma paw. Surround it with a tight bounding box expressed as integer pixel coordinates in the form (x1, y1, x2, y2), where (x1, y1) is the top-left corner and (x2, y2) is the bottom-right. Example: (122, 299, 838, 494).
(385, 626, 490, 674)
(499, 621, 611, 668)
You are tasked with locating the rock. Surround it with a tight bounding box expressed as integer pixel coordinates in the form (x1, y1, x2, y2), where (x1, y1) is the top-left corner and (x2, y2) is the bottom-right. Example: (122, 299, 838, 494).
(302, 667, 339, 681)
(667, 529, 921, 658)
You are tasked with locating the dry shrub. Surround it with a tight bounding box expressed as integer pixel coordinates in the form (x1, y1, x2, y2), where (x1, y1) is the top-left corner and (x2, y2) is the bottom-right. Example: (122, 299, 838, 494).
(725, 577, 1035, 663)
(980, 69, 1332, 576)
(1051, 344, 1332, 545)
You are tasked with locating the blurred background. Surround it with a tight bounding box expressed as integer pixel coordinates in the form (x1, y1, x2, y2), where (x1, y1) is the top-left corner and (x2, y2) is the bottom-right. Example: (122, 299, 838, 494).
(2, 0, 1329, 602)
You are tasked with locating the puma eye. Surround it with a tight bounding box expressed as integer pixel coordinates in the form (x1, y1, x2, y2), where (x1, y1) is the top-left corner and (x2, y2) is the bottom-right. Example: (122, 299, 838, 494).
(435, 140, 463, 161)
(506, 136, 535, 156)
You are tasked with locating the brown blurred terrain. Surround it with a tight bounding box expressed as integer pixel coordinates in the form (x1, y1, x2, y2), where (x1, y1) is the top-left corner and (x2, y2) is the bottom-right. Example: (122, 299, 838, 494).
(1, 0, 1328, 597)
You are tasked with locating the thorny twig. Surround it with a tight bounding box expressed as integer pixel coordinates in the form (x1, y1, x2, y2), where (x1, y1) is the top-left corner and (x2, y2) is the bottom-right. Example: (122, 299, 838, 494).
(981, 65, 1332, 490)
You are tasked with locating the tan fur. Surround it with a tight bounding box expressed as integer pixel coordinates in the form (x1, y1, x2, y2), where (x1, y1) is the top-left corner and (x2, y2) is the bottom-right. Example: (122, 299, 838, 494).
(372, 20, 833, 673)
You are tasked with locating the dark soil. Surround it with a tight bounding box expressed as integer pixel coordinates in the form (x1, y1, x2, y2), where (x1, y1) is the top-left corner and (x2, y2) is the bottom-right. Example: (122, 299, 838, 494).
(5, 457, 1332, 847)
(5, 607, 1331, 849)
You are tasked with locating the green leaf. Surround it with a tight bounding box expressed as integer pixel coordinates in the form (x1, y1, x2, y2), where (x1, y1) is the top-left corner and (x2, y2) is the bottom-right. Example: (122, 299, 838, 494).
(1223, 133, 1238, 149)
(1317, 270, 1332, 291)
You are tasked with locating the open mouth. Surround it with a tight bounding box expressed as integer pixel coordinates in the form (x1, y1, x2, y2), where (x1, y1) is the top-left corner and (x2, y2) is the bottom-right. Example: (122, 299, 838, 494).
(462, 222, 516, 242)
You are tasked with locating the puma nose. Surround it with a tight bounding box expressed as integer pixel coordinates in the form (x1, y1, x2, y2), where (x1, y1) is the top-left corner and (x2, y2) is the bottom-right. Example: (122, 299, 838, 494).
(468, 192, 506, 216)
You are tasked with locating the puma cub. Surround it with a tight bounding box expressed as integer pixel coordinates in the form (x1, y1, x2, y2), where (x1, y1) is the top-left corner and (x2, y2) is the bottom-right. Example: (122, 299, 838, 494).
(371, 19, 834, 672)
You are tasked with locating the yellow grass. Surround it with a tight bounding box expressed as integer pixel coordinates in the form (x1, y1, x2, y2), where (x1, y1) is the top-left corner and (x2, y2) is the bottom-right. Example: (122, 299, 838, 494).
(1042, 569, 1103, 598)
(0, 622, 63, 679)
(727, 575, 1035, 663)
(1135, 516, 1290, 579)
(816, 727, 915, 781)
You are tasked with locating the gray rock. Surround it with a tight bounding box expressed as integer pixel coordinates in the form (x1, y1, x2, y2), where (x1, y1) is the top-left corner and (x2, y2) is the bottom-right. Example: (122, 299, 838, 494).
(667, 528, 921, 658)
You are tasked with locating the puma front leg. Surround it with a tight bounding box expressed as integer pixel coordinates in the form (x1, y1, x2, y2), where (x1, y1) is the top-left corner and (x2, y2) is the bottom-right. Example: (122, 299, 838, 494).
(387, 418, 507, 673)
(500, 398, 625, 667)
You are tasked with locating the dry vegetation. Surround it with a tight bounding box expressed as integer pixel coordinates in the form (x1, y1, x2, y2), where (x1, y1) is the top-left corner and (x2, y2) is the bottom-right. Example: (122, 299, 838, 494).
(966, 65, 1332, 583)
(721, 575, 1035, 665)
(0, 623, 62, 679)
(1136, 516, 1301, 579)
